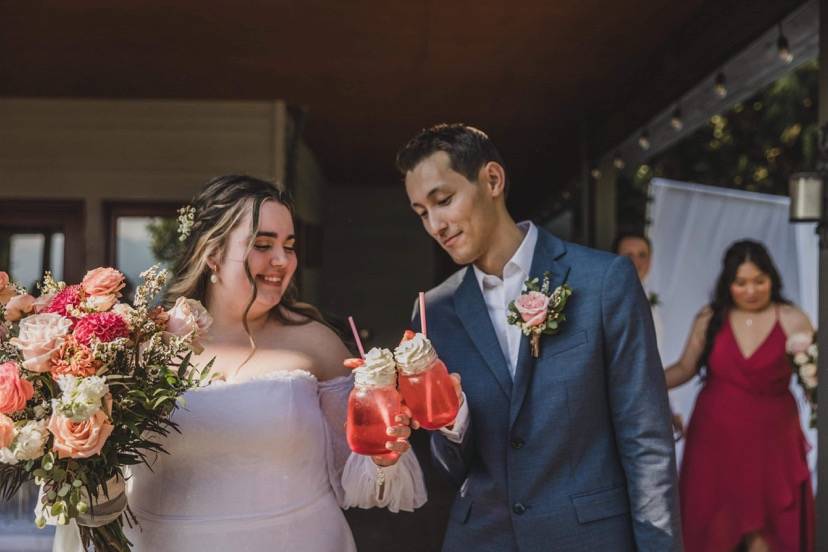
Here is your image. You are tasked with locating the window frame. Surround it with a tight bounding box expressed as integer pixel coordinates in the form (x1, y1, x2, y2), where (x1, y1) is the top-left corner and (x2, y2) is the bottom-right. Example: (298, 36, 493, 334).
(0, 199, 85, 283)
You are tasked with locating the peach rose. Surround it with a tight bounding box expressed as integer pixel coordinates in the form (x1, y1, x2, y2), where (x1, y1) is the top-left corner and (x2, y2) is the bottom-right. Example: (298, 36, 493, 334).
(11, 313, 73, 373)
(166, 297, 213, 353)
(4, 293, 35, 322)
(0, 272, 16, 306)
(0, 414, 14, 449)
(514, 291, 550, 327)
(81, 268, 125, 298)
(48, 408, 113, 459)
(32, 293, 55, 314)
(0, 361, 34, 414)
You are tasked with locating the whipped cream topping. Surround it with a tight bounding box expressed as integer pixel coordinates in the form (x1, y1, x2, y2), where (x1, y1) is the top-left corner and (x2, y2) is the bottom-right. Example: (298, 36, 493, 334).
(394, 333, 437, 376)
(354, 347, 397, 388)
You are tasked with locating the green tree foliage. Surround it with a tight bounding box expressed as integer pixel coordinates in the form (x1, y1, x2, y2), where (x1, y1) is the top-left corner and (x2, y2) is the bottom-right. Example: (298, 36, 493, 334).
(145, 218, 180, 265)
(618, 59, 818, 231)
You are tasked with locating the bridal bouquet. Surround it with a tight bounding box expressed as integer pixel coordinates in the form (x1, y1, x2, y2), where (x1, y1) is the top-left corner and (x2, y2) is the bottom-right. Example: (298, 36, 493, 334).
(0, 266, 213, 551)
(786, 332, 818, 428)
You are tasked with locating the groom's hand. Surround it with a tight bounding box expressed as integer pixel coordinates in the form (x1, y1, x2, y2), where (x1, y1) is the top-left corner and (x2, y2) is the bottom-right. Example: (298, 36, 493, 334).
(450, 373, 463, 402)
(372, 406, 414, 466)
(442, 373, 464, 431)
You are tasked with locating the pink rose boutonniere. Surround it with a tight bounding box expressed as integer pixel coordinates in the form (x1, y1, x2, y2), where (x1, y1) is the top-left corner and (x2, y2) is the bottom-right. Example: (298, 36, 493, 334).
(507, 272, 573, 358)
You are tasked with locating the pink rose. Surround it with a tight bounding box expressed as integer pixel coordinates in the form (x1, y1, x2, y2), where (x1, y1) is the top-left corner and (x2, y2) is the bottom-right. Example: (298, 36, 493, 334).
(0, 361, 34, 414)
(11, 313, 73, 373)
(0, 272, 16, 306)
(166, 297, 213, 353)
(786, 332, 813, 355)
(4, 293, 35, 322)
(48, 409, 113, 459)
(81, 268, 125, 298)
(0, 414, 14, 449)
(514, 291, 550, 328)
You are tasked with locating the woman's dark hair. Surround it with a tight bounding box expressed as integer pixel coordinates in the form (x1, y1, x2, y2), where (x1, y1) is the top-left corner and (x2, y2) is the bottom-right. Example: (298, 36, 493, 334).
(612, 232, 651, 255)
(395, 123, 509, 196)
(699, 240, 789, 372)
(166, 175, 329, 337)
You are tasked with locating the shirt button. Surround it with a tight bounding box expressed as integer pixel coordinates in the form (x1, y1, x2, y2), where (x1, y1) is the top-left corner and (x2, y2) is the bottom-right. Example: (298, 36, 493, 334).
(511, 438, 524, 449)
(513, 503, 527, 515)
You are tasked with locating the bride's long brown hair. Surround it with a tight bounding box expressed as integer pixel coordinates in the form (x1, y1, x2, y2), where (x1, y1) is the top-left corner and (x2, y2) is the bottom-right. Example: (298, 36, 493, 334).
(166, 175, 328, 337)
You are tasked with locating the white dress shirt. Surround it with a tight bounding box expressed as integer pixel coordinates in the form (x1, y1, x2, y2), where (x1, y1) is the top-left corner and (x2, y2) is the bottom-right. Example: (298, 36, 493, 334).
(440, 221, 538, 442)
(472, 221, 538, 377)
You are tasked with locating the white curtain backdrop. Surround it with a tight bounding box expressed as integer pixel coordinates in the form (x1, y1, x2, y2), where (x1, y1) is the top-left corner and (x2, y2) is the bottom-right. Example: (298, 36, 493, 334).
(647, 178, 818, 482)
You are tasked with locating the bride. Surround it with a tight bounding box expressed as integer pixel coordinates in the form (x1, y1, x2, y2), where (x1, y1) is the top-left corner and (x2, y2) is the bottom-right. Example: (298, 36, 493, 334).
(52, 175, 426, 551)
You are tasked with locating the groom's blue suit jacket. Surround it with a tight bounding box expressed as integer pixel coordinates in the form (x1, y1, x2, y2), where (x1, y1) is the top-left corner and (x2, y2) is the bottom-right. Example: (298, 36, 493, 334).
(412, 229, 682, 551)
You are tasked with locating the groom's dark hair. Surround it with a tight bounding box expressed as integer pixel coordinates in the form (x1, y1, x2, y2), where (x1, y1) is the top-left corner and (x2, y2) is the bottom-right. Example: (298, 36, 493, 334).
(396, 123, 509, 196)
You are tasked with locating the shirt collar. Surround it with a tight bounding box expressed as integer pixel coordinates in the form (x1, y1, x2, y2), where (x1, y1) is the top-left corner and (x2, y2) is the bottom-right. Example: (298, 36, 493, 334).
(473, 221, 538, 290)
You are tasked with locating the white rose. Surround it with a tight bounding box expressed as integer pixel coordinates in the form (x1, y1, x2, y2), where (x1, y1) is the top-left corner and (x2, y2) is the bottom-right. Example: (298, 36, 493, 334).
(786, 332, 813, 355)
(808, 344, 818, 359)
(800, 363, 818, 379)
(802, 373, 818, 389)
(83, 295, 118, 313)
(794, 352, 810, 366)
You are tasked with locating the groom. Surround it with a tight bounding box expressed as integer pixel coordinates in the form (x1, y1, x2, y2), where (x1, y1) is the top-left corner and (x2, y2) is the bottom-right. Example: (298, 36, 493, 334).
(397, 124, 681, 551)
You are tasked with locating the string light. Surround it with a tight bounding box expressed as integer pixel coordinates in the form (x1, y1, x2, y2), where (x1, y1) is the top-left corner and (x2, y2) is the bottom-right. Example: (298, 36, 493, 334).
(670, 105, 684, 131)
(590, 168, 602, 179)
(612, 152, 626, 170)
(714, 73, 728, 98)
(777, 23, 793, 63)
(638, 130, 651, 151)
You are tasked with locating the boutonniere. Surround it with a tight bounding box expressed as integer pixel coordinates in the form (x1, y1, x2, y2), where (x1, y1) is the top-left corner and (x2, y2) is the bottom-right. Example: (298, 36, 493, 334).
(648, 292, 660, 307)
(507, 272, 573, 358)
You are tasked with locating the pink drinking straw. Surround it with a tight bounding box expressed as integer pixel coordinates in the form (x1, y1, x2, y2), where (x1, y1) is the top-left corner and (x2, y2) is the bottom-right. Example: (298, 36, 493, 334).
(419, 292, 427, 338)
(348, 316, 366, 359)
(419, 291, 433, 420)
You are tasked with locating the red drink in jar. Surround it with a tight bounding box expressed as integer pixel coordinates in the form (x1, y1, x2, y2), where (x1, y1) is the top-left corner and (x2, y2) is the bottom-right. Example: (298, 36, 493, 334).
(346, 348, 402, 456)
(395, 333, 459, 430)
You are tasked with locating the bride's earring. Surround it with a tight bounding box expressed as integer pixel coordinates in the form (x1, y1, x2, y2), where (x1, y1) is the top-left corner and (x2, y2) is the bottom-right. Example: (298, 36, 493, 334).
(209, 266, 219, 284)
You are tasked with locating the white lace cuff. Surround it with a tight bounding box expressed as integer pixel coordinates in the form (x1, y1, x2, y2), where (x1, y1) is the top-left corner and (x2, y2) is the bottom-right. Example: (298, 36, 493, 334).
(438, 392, 469, 443)
(341, 451, 427, 513)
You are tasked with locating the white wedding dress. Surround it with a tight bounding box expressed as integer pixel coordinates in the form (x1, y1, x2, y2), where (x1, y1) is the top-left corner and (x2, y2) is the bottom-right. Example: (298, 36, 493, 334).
(50, 370, 427, 552)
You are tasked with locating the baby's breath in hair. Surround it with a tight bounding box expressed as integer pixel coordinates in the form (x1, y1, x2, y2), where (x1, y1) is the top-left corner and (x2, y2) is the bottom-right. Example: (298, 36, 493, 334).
(177, 205, 196, 242)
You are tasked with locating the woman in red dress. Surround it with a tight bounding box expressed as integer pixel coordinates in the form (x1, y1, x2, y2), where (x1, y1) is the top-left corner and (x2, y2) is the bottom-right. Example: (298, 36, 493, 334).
(665, 240, 814, 552)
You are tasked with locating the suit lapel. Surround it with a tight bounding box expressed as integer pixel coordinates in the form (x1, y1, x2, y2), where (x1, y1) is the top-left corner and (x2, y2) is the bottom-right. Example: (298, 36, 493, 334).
(509, 230, 571, 427)
(454, 267, 512, 400)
